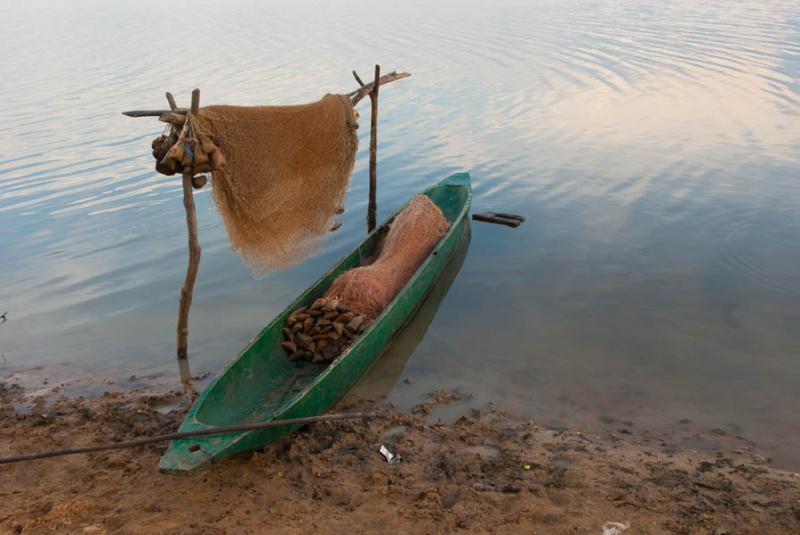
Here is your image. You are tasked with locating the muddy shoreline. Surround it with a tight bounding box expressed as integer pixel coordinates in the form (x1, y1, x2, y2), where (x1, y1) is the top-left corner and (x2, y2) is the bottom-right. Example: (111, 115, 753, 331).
(1, 384, 799, 534)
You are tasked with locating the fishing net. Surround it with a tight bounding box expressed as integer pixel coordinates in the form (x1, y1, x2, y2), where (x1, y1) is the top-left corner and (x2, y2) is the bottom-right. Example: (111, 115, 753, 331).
(281, 194, 449, 363)
(194, 94, 359, 275)
(325, 194, 450, 319)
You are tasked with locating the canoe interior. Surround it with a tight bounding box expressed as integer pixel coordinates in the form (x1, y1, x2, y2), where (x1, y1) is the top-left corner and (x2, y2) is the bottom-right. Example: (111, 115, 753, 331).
(193, 175, 471, 428)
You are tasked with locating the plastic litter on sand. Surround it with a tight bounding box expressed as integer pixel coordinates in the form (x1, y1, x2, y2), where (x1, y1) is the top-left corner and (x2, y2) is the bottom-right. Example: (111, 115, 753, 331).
(602, 521, 630, 535)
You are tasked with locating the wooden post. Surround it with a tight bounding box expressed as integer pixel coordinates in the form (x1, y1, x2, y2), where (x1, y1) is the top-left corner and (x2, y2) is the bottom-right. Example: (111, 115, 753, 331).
(177, 354, 194, 392)
(177, 89, 202, 362)
(367, 64, 380, 233)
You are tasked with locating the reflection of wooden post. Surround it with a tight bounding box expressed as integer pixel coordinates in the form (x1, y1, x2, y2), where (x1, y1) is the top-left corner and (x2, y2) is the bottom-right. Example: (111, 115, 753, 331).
(177, 89, 201, 362)
(367, 64, 380, 232)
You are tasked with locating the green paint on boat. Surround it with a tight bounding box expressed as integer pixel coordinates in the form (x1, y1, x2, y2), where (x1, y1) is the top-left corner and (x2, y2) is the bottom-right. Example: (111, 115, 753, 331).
(159, 173, 472, 475)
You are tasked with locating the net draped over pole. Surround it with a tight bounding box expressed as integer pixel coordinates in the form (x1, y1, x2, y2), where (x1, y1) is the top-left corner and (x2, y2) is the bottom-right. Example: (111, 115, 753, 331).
(122, 68, 410, 369)
(196, 94, 359, 274)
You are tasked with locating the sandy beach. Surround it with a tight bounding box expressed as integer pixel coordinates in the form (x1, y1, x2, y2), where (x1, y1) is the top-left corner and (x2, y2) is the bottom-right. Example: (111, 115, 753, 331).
(2, 383, 799, 534)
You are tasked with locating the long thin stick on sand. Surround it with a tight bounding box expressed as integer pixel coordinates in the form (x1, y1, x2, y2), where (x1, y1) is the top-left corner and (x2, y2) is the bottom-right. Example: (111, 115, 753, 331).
(0, 410, 386, 465)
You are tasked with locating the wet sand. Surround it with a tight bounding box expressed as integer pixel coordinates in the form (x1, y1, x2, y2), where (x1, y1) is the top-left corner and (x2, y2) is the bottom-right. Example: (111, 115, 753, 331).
(1, 384, 799, 534)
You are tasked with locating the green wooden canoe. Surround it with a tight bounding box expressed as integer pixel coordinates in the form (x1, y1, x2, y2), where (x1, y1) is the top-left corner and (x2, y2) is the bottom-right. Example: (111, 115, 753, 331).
(159, 172, 472, 474)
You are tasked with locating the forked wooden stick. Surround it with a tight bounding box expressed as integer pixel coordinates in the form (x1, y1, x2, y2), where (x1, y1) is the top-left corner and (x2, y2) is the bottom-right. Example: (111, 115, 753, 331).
(176, 89, 201, 362)
(349, 70, 408, 106)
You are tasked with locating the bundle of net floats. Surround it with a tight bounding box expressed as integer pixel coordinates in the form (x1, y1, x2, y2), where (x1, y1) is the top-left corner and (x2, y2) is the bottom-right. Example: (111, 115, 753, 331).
(150, 113, 226, 188)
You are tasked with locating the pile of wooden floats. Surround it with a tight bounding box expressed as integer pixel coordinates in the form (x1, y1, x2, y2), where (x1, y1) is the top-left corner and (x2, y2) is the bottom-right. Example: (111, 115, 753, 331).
(282, 297, 368, 363)
(150, 127, 225, 191)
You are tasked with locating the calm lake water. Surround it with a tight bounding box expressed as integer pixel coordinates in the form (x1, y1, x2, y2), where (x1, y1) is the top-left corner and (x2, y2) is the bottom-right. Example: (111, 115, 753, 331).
(2, 1, 799, 465)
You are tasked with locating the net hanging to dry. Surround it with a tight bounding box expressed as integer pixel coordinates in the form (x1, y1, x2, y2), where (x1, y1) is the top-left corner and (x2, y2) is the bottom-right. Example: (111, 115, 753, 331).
(194, 94, 359, 275)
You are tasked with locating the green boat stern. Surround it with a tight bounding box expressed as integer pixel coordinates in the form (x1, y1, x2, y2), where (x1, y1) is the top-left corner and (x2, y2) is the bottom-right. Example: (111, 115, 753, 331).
(158, 422, 245, 475)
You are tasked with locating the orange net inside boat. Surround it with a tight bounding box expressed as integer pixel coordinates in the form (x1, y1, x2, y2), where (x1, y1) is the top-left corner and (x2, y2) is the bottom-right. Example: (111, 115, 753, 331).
(325, 194, 450, 320)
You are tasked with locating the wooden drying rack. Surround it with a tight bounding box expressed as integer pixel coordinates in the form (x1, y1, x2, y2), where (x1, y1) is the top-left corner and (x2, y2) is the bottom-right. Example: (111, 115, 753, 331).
(123, 67, 410, 380)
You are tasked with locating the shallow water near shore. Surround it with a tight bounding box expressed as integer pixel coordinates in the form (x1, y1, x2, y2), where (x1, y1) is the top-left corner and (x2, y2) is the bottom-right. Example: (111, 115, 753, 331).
(1, 1, 799, 466)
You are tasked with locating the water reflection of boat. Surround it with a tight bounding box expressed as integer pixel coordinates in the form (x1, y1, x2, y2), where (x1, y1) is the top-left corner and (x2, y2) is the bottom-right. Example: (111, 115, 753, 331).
(345, 223, 471, 405)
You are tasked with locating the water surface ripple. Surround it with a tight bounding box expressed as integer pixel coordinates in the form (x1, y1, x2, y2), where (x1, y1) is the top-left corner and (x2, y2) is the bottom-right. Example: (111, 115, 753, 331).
(1, 0, 799, 466)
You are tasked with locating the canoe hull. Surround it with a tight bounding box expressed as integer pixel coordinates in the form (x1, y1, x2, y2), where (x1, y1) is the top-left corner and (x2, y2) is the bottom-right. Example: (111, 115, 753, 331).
(160, 173, 472, 474)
